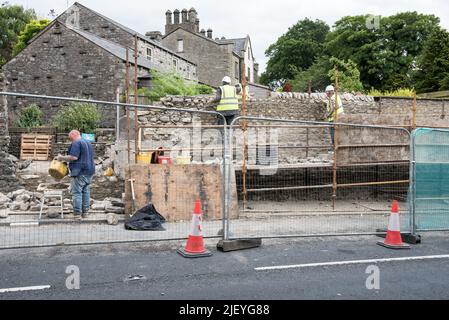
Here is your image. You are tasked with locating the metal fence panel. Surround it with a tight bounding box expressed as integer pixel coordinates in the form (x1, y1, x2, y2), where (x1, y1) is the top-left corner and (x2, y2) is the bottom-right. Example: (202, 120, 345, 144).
(411, 128, 449, 232)
(224, 117, 411, 240)
(0, 92, 228, 249)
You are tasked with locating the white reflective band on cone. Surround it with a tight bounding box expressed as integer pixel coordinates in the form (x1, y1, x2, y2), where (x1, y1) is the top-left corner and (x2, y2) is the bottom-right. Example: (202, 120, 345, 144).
(190, 214, 203, 237)
(388, 212, 401, 232)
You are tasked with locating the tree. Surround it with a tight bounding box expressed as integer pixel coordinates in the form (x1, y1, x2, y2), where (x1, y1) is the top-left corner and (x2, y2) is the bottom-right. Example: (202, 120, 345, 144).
(325, 12, 440, 90)
(0, 4, 36, 66)
(290, 56, 364, 93)
(12, 19, 50, 56)
(414, 28, 449, 93)
(380, 12, 440, 89)
(261, 18, 330, 88)
(328, 58, 364, 93)
(290, 56, 332, 92)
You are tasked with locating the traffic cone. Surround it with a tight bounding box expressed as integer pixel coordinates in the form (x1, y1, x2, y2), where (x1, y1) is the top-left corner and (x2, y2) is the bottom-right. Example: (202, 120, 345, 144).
(377, 200, 410, 249)
(177, 198, 213, 258)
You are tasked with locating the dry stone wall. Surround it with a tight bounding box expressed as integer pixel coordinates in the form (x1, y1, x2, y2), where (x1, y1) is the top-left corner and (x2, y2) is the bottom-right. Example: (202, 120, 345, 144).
(134, 92, 449, 165)
(0, 73, 22, 195)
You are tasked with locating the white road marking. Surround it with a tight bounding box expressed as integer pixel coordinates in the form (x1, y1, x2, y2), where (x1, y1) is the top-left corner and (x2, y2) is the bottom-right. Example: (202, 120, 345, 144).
(255, 254, 449, 271)
(0, 285, 51, 293)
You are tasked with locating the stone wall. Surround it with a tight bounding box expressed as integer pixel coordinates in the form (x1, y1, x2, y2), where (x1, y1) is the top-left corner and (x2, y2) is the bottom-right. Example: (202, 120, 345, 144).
(3, 21, 126, 128)
(0, 73, 22, 194)
(162, 28, 236, 87)
(133, 93, 449, 166)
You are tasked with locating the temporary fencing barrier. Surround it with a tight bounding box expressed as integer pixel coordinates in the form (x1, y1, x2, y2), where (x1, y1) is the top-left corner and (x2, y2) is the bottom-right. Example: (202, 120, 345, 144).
(223, 116, 412, 240)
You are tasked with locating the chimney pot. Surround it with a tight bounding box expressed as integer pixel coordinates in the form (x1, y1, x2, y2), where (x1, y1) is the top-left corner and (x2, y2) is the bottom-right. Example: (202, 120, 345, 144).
(173, 9, 180, 24)
(207, 28, 213, 39)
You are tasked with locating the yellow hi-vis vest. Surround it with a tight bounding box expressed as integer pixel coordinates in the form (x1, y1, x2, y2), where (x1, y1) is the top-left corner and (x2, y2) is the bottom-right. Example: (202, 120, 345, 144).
(327, 95, 344, 122)
(237, 84, 250, 101)
(217, 85, 239, 112)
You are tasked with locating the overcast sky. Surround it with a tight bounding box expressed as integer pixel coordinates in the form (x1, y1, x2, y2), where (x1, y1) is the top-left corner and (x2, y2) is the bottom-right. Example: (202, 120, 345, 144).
(7, 0, 449, 72)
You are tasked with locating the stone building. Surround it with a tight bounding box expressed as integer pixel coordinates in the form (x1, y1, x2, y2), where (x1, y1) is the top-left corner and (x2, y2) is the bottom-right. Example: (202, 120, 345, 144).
(160, 8, 261, 88)
(1, 2, 198, 127)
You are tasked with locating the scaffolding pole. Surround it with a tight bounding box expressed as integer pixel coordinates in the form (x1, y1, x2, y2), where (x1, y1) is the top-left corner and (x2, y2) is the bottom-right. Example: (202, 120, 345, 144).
(332, 70, 340, 210)
(125, 48, 131, 165)
(241, 63, 248, 210)
(134, 34, 139, 163)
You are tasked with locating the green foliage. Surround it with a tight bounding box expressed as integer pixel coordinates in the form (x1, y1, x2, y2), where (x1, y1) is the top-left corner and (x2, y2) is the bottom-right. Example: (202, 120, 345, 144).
(261, 18, 330, 87)
(413, 28, 449, 93)
(52, 102, 101, 133)
(290, 56, 332, 92)
(12, 19, 50, 56)
(368, 88, 415, 97)
(325, 12, 440, 90)
(140, 71, 214, 101)
(290, 56, 363, 93)
(266, 11, 441, 92)
(0, 4, 36, 66)
(328, 58, 364, 92)
(14, 104, 43, 129)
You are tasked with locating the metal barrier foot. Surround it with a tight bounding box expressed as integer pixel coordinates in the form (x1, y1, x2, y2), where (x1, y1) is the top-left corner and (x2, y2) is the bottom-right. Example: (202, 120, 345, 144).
(376, 229, 422, 244)
(217, 239, 262, 252)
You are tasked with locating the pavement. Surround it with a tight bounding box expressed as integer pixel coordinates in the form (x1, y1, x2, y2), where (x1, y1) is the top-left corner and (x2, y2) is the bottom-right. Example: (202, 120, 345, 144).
(0, 232, 449, 300)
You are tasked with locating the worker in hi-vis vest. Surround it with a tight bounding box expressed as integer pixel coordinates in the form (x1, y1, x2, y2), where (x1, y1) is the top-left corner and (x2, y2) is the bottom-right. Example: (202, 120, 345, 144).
(213, 76, 242, 125)
(324, 85, 344, 146)
(236, 77, 250, 101)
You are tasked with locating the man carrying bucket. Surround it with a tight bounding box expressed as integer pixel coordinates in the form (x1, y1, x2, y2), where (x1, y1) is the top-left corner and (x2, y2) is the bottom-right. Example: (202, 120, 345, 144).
(56, 130, 95, 220)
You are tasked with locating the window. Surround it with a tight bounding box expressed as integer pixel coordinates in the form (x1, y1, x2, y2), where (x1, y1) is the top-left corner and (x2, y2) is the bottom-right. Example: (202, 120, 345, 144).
(146, 48, 152, 61)
(177, 39, 184, 52)
(235, 62, 239, 79)
(187, 66, 191, 79)
(173, 59, 178, 69)
(247, 67, 251, 81)
(248, 50, 250, 60)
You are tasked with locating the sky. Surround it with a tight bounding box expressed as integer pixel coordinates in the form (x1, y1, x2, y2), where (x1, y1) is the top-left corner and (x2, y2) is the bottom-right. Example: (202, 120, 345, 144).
(6, 0, 449, 73)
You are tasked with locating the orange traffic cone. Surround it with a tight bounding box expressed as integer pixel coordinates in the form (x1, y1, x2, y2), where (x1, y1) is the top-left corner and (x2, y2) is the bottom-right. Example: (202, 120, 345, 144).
(177, 198, 213, 258)
(377, 200, 410, 249)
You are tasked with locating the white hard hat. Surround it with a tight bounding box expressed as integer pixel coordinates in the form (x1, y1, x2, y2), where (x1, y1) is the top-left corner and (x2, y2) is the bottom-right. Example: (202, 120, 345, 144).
(325, 85, 335, 92)
(222, 76, 231, 84)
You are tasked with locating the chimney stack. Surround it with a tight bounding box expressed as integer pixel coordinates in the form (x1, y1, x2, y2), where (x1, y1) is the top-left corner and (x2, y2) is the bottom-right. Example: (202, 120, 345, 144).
(146, 31, 162, 42)
(165, 10, 172, 25)
(188, 8, 197, 22)
(207, 28, 213, 39)
(181, 8, 188, 23)
(173, 9, 180, 24)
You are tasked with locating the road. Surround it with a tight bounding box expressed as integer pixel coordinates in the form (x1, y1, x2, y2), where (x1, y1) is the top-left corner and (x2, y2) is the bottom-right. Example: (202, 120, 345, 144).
(0, 234, 449, 300)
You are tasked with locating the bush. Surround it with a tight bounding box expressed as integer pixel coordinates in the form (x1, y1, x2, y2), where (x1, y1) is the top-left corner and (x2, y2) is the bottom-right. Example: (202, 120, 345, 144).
(52, 102, 101, 133)
(368, 88, 415, 97)
(143, 71, 214, 101)
(14, 104, 43, 129)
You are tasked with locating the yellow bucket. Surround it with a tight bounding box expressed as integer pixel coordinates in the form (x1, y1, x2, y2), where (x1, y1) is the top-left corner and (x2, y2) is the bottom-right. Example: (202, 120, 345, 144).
(48, 160, 69, 180)
(176, 155, 191, 165)
(137, 152, 153, 164)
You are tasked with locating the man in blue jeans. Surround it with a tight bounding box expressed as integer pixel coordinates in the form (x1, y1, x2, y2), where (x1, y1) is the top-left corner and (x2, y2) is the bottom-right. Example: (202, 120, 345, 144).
(57, 130, 95, 220)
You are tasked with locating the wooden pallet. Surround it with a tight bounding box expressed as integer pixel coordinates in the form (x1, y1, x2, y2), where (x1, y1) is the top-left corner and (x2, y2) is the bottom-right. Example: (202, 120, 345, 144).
(20, 134, 53, 161)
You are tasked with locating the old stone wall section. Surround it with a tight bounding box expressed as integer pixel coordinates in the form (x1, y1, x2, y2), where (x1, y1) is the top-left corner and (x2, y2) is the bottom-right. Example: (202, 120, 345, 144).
(0, 73, 22, 194)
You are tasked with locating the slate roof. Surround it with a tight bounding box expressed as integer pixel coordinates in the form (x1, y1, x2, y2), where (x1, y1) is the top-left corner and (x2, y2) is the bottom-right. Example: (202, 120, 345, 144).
(73, 2, 195, 65)
(69, 27, 157, 70)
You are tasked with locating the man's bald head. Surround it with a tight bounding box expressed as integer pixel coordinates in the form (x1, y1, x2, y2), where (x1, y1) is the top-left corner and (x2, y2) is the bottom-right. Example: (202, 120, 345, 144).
(69, 130, 81, 142)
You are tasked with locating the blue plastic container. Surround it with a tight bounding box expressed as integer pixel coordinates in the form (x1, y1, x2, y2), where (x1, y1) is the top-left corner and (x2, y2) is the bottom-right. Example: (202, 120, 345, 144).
(81, 133, 95, 143)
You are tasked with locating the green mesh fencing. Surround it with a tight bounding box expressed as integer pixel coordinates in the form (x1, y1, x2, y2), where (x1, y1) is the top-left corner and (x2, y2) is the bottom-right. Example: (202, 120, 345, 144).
(410, 128, 449, 231)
